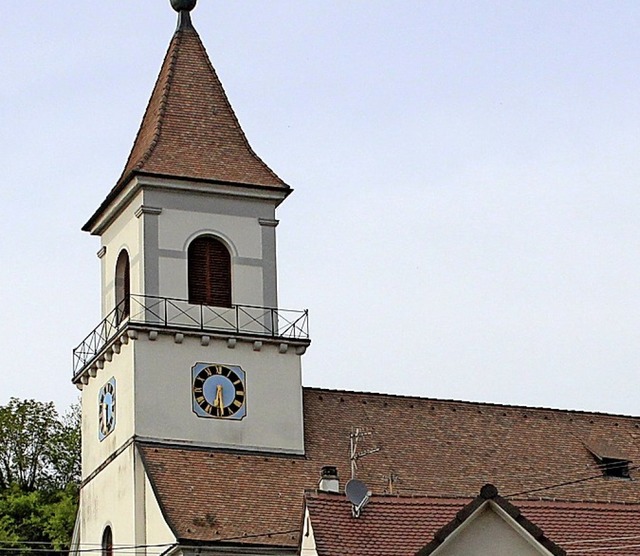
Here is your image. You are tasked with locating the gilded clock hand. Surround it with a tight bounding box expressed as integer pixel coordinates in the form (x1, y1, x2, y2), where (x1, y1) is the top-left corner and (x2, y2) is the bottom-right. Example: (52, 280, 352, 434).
(213, 384, 224, 417)
(101, 401, 108, 430)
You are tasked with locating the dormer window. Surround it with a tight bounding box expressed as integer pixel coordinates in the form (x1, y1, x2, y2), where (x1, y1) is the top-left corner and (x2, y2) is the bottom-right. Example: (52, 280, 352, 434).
(188, 236, 232, 307)
(599, 457, 631, 479)
(585, 438, 632, 479)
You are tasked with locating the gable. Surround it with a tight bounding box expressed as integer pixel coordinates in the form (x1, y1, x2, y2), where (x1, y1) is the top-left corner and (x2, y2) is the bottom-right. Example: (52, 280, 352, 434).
(429, 503, 554, 556)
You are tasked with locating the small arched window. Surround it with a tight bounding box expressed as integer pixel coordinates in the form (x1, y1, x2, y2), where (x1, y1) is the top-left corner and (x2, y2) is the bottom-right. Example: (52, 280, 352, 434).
(188, 236, 232, 307)
(101, 526, 113, 556)
(115, 250, 130, 323)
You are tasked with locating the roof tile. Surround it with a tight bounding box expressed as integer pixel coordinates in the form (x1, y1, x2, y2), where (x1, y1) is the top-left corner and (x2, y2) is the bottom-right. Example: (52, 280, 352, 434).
(139, 388, 640, 549)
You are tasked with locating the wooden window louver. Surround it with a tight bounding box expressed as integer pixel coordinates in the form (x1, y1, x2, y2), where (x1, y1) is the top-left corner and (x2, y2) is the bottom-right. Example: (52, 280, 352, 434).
(188, 236, 232, 307)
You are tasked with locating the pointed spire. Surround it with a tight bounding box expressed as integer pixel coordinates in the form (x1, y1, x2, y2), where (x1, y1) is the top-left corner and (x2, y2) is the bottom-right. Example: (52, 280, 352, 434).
(116, 2, 287, 193)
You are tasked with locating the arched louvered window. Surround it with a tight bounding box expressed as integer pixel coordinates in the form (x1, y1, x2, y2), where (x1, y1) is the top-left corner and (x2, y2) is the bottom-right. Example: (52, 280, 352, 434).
(188, 236, 232, 307)
(102, 526, 113, 556)
(115, 250, 130, 323)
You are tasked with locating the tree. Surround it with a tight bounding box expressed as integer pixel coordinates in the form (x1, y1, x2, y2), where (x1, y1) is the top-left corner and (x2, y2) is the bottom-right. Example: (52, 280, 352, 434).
(48, 403, 81, 490)
(0, 398, 81, 553)
(0, 398, 80, 491)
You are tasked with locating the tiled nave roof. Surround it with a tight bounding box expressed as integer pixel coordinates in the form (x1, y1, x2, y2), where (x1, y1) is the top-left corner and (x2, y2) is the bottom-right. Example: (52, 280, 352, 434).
(139, 387, 640, 550)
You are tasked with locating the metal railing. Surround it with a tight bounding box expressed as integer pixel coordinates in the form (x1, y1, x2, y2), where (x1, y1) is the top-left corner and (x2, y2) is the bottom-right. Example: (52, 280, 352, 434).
(72, 295, 309, 376)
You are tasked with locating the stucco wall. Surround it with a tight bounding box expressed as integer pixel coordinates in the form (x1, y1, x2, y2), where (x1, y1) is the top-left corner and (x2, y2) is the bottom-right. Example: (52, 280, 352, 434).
(100, 190, 144, 318)
(133, 332, 305, 454)
(146, 188, 280, 308)
(145, 472, 176, 551)
(78, 445, 137, 553)
(81, 339, 135, 478)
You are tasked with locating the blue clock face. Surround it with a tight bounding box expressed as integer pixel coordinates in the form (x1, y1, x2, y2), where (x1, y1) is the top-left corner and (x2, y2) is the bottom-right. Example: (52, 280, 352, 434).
(98, 378, 116, 440)
(192, 363, 246, 420)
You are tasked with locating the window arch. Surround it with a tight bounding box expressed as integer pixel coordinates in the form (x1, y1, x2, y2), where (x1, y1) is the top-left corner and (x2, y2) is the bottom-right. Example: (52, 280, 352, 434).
(188, 236, 232, 307)
(101, 526, 113, 556)
(115, 250, 130, 323)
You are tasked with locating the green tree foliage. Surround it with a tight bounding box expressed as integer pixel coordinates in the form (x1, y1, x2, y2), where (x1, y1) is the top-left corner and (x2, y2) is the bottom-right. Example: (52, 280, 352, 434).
(0, 399, 80, 554)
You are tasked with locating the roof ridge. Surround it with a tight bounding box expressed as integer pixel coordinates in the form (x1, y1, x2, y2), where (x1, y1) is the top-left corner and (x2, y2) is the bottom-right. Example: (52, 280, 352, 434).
(133, 28, 181, 173)
(304, 386, 640, 420)
(305, 490, 640, 508)
(115, 27, 181, 188)
(191, 27, 285, 186)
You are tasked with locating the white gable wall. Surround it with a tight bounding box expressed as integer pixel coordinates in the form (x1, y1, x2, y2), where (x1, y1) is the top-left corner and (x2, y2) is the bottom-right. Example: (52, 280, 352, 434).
(300, 508, 319, 556)
(431, 502, 554, 556)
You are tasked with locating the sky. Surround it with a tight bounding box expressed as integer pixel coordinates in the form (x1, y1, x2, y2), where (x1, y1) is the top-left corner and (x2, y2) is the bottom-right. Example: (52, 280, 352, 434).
(2, 1, 640, 416)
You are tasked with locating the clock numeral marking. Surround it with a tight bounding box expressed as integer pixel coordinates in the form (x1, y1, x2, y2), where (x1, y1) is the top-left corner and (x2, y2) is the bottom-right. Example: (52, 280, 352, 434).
(232, 399, 243, 408)
(193, 387, 203, 394)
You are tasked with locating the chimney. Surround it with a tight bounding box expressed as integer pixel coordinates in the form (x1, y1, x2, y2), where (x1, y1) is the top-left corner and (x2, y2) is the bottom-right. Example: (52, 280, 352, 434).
(318, 466, 340, 493)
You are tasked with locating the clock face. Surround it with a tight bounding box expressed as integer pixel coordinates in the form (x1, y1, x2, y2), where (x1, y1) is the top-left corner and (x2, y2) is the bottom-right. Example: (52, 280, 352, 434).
(98, 378, 116, 440)
(192, 363, 246, 420)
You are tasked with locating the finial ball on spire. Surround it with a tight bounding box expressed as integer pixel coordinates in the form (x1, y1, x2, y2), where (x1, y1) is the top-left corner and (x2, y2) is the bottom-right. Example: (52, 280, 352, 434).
(170, 0, 197, 12)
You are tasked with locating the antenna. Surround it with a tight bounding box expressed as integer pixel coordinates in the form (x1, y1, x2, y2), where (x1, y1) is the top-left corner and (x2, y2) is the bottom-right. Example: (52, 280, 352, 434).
(349, 427, 380, 480)
(345, 478, 372, 518)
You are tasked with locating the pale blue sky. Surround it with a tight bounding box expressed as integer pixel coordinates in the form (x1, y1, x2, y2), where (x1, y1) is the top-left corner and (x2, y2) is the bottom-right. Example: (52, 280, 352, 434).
(2, 1, 640, 414)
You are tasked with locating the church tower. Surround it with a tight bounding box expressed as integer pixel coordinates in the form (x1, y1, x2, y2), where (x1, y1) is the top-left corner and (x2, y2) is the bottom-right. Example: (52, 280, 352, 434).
(72, 1, 309, 551)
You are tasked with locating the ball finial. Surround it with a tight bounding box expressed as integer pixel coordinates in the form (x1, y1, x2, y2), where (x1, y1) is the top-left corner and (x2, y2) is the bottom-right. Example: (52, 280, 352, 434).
(170, 0, 197, 12)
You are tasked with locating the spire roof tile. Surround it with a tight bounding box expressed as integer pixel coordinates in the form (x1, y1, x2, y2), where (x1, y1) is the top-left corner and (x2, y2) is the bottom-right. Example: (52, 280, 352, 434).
(85, 13, 287, 231)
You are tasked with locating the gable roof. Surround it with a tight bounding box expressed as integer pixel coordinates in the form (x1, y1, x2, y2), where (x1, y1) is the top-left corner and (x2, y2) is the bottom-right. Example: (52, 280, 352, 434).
(305, 487, 640, 556)
(415, 484, 564, 556)
(84, 12, 287, 232)
(304, 485, 565, 556)
(138, 387, 640, 549)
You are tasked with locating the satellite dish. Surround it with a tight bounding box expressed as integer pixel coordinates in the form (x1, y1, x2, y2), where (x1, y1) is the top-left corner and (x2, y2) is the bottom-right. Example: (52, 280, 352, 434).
(345, 479, 372, 517)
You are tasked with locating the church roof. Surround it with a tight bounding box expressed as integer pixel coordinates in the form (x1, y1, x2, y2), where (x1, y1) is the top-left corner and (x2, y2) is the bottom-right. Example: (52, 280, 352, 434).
(138, 387, 640, 550)
(84, 11, 287, 232)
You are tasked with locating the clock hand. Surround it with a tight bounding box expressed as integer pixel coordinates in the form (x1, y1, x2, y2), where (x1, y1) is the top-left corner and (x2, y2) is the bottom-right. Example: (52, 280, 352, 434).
(214, 384, 224, 416)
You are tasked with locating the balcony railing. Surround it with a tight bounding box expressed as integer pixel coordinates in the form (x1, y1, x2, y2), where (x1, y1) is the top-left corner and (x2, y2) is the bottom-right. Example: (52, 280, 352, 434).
(72, 295, 309, 377)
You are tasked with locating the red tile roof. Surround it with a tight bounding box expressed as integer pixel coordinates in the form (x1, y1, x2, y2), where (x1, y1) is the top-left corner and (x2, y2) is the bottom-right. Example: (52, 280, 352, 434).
(138, 388, 640, 550)
(85, 13, 287, 232)
(305, 493, 460, 556)
(306, 490, 640, 556)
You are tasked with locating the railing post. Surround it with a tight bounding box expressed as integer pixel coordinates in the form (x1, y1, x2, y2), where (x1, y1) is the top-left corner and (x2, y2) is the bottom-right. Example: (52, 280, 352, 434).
(271, 308, 276, 337)
(164, 297, 168, 327)
(235, 305, 240, 334)
(200, 303, 204, 330)
(304, 309, 309, 338)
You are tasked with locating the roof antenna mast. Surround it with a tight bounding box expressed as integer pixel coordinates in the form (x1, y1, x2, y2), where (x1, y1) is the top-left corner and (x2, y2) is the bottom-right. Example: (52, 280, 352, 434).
(349, 427, 380, 480)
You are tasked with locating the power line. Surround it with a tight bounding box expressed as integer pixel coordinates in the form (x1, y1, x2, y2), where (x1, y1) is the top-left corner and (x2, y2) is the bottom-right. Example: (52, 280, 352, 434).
(506, 464, 640, 498)
(568, 542, 640, 554)
(563, 533, 640, 546)
(384, 458, 633, 500)
(65, 528, 298, 554)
